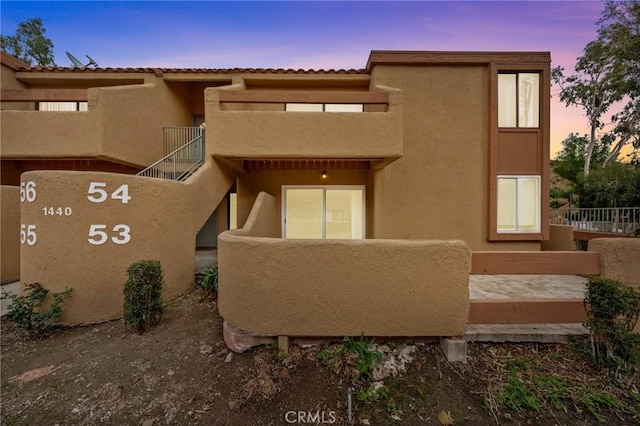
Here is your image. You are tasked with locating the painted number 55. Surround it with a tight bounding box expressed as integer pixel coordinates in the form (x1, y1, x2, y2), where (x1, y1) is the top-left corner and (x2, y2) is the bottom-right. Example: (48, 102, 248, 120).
(88, 224, 131, 245)
(87, 182, 131, 204)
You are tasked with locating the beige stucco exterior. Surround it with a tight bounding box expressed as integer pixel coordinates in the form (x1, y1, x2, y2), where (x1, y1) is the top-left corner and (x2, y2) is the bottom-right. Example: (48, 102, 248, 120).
(219, 192, 471, 336)
(2, 51, 557, 330)
(589, 238, 640, 289)
(541, 225, 575, 251)
(19, 158, 235, 323)
(1, 186, 20, 283)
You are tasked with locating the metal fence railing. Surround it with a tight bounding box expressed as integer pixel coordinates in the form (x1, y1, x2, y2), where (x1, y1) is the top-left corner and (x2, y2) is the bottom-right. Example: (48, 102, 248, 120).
(137, 133, 205, 181)
(163, 127, 204, 156)
(549, 207, 640, 235)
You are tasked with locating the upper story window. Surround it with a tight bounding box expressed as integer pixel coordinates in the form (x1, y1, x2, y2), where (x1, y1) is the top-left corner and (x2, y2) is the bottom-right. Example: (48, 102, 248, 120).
(498, 73, 539, 128)
(37, 102, 88, 112)
(285, 103, 363, 112)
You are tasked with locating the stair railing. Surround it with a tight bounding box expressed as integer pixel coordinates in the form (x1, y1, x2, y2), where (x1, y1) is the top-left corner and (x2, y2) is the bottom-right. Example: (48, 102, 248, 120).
(137, 132, 205, 181)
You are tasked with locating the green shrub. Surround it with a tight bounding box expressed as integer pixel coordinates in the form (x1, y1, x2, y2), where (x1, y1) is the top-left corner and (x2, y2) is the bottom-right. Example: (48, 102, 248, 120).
(1, 283, 72, 339)
(195, 265, 218, 294)
(584, 277, 640, 370)
(123, 260, 164, 333)
(340, 333, 382, 383)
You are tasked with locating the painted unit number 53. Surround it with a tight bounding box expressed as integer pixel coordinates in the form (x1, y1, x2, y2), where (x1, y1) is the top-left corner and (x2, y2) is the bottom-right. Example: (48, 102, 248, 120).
(87, 182, 131, 203)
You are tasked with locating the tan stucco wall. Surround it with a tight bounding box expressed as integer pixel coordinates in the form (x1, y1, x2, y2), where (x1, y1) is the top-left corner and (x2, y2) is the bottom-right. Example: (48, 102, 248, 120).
(589, 238, 640, 289)
(1, 186, 20, 282)
(19, 158, 236, 324)
(369, 65, 539, 251)
(1, 77, 191, 168)
(231, 192, 279, 238)
(1, 62, 30, 110)
(219, 233, 471, 337)
(206, 88, 403, 160)
(541, 225, 575, 251)
(237, 169, 369, 234)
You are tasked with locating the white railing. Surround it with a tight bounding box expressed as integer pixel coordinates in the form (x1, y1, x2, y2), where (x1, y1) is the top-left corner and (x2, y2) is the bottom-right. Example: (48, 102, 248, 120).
(550, 207, 640, 235)
(163, 127, 203, 156)
(137, 133, 204, 181)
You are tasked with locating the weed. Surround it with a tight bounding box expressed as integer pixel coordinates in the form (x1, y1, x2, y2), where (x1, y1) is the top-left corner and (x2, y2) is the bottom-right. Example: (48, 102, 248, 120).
(340, 333, 382, 383)
(496, 374, 541, 412)
(195, 266, 218, 296)
(582, 391, 625, 423)
(532, 374, 569, 410)
(357, 383, 389, 402)
(1, 283, 72, 339)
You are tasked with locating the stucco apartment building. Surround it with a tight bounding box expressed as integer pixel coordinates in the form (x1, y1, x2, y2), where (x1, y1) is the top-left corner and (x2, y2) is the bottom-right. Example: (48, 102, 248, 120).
(1, 50, 550, 340)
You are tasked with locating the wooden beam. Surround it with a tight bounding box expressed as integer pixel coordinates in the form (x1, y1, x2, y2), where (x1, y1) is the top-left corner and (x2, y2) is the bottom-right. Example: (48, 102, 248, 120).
(469, 298, 587, 324)
(471, 251, 600, 275)
(1, 89, 88, 102)
(218, 90, 388, 104)
(574, 230, 634, 241)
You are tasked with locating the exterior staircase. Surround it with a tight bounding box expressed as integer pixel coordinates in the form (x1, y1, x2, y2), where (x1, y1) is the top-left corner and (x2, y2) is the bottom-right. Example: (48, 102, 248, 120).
(137, 127, 205, 181)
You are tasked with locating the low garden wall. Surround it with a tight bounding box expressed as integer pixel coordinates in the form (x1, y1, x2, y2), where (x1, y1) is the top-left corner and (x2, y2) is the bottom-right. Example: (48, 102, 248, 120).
(1, 185, 20, 283)
(589, 238, 640, 289)
(541, 224, 575, 251)
(218, 193, 471, 337)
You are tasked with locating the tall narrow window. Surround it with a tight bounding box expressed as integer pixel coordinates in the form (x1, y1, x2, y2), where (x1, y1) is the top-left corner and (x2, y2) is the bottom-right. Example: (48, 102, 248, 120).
(498, 73, 539, 128)
(497, 176, 540, 233)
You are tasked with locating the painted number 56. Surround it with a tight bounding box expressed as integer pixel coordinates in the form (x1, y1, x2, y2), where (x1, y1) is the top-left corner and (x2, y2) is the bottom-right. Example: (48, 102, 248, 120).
(87, 182, 131, 204)
(20, 181, 36, 203)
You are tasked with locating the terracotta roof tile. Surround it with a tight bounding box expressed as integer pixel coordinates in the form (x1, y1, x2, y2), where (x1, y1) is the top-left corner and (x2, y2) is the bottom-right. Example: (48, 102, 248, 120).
(23, 66, 367, 75)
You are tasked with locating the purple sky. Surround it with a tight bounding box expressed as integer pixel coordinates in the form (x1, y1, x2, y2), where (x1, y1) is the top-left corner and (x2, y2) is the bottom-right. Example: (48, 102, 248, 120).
(1, 1, 607, 156)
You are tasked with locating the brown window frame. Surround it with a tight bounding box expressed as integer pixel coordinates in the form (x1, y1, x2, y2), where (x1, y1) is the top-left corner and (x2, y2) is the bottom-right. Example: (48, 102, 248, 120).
(488, 63, 550, 242)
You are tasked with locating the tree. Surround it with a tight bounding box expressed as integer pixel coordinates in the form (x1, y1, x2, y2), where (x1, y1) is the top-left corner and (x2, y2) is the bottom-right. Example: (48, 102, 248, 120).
(578, 162, 640, 208)
(598, 1, 640, 165)
(0, 18, 54, 66)
(552, 39, 624, 176)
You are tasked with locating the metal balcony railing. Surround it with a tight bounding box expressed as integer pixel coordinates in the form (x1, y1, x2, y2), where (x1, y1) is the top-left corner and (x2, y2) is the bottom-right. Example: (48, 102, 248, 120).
(137, 132, 205, 181)
(549, 207, 640, 235)
(163, 127, 204, 156)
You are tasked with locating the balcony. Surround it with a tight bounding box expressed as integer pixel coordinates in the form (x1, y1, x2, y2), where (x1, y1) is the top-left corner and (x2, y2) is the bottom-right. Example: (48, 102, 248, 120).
(205, 88, 403, 163)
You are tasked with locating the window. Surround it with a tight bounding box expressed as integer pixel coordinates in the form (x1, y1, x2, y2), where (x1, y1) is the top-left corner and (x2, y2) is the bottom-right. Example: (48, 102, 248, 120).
(285, 103, 363, 112)
(283, 186, 365, 239)
(37, 102, 88, 112)
(498, 73, 539, 128)
(497, 176, 540, 233)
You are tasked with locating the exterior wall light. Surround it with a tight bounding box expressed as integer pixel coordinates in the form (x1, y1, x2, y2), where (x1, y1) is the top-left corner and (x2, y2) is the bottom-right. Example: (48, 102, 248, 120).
(321, 170, 328, 179)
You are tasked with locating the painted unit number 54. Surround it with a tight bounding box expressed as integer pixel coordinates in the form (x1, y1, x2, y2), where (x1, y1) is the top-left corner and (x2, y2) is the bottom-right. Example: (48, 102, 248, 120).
(87, 182, 131, 203)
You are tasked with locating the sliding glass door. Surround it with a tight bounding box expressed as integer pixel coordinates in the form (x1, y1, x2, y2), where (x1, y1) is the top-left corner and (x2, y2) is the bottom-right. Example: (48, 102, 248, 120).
(283, 186, 365, 239)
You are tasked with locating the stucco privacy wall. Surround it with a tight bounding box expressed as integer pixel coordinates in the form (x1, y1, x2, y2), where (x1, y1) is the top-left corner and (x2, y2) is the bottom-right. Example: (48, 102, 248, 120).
(541, 225, 575, 251)
(1, 186, 20, 283)
(369, 65, 539, 251)
(589, 238, 640, 289)
(2, 76, 190, 168)
(219, 193, 471, 336)
(20, 159, 236, 324)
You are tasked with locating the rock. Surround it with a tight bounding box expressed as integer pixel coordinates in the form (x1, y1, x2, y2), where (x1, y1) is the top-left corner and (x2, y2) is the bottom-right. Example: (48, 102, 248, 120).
(225, 352, 234, 364)
(223, 321, 277, 353)
(229, 399, 240, 410)
(167, 370, 175, 376)
(141, 420, 155, 426)
(199, 345, 213, 355)
(360, 419, 371, 425)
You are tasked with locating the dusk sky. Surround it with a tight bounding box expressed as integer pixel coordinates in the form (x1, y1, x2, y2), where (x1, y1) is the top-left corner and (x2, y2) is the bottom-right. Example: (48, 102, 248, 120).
(1, 1, 610, 157)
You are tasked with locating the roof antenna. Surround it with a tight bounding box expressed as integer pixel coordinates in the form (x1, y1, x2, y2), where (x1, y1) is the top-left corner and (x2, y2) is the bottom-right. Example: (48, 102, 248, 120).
(66, 51, 99, 68)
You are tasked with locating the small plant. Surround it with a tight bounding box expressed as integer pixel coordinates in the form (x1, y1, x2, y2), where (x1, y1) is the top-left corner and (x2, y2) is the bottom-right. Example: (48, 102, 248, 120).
(340, 333, 382, 383)
(582, 391, 626, 423)
(357, 383, 389, 402)
(123, 260, 164, 333)
(195, 266, 218, 295)
(584, 277, 640, 371)
(1, 283, 72, 338)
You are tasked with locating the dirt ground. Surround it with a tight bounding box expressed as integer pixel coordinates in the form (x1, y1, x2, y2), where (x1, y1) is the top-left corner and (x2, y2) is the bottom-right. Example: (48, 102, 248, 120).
(1, 290, 638, 426)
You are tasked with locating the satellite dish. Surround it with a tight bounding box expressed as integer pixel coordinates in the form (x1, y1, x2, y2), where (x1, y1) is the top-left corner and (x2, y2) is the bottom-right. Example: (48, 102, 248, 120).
(65, 51, 99, 68)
